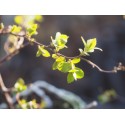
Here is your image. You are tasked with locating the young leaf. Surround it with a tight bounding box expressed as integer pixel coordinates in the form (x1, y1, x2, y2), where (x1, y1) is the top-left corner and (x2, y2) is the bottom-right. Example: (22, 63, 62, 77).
(71, 58, 81, 64)
(81, 37, 102, 56)
(26, 23, 38, 36)
(37, 46, 50, 57)
(14, 78, 27, 92)
(75, 67, 84, 79)
(52, 54, 58, 59)
(59, 62, 72, 73)
(56, 32, 68, 45)
(56, 56, 65, 62)
(11, 25, 22, 33)
(52, 61, 59, 70)
(51, 32, 69, 51)
(68, 67, 84, 83)
(84, 38, 97, 52)
(36, 50, 41, 57)
(67, 72, 75, 83)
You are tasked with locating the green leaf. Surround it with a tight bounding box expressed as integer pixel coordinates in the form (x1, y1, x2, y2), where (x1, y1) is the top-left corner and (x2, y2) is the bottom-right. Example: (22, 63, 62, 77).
(71, 58, 81, 64)
(68, 67, 84, 80)
(14, 78, 27, 92)
(81, 37, 102, 56)
(56, 62, 64, 71)
(11, 25, 22, 33)
(56, 32, 68, 45)
(52, 61, 59, 70)
(51, 32, 69, 51)
(68, 69, 77, 73)
(37, 46, 50, 57)
(85, 38, 97, 52)
(59, 62, 72, 73)
(36, 50, 41, 57)
(67, 72, 75, 83)
(75, 67, 84, 79)
(26, 23, 38, 36)
(52, 54, 58, 59)
(56, 56, 65, 62)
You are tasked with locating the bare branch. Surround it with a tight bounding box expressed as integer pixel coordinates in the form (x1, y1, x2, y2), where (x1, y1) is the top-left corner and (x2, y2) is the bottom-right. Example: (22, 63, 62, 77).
(81, 57, 117, 73)
(0, 74, 14, 108)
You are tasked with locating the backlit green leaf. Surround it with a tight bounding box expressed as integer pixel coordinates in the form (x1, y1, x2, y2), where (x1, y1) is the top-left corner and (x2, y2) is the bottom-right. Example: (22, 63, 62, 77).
(52, 54, 58, 59)
(59, 62, 72, 73)
(14, 78, 27, 92)
(56, 56, 65, 62)
(52, 61, 59, 70)
(37, 46, 50, 57)
(81, 37, 102, 56)
(85, 38, 96, 52)
(68, 69, 78, 73)
(56, 32, 68, 45)
(68, 67, 84, 82)
(67, 72, 75, 83)
(75, 67, 84, 79)
(71, 58, 81, 64)
(36, 50, 41, 57)
(26, 23, 38, 36)
(51, 32, 69, 51)
(11, 25, 22, 33)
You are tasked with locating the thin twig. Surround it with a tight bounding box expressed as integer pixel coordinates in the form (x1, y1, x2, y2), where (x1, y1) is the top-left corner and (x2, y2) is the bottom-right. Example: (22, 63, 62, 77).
(0, 74, 14, 108)
(81, 57, 117, 73)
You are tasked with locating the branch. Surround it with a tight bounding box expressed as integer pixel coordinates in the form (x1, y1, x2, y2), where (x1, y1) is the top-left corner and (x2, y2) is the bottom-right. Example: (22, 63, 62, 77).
(55, 53, 117, 73)
(0, 74, 14, 108)
(0, 30, 121, 73)
(81, 57, 117, 73)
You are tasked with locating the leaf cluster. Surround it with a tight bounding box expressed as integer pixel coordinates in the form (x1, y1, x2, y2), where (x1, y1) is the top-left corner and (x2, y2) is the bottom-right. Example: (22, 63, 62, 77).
(35, 32, 102, 83)
(1, 16, 103, 84)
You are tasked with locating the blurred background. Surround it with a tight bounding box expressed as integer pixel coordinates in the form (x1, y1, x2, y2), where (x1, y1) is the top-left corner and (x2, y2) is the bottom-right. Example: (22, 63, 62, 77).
(0, 15, 125, 108)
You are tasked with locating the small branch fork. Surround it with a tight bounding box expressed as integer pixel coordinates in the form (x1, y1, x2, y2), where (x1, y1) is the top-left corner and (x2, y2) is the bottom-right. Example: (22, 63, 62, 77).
(0, 30, 124, 74)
